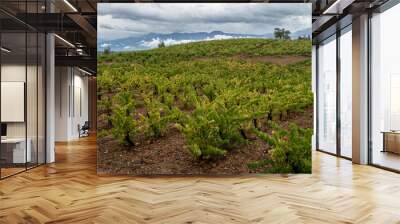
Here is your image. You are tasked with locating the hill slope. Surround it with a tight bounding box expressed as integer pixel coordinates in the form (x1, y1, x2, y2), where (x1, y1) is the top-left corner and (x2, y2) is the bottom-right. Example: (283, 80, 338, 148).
(98, 29, 311, 51)
(97, 39, 313, 175)
(99, 38, 311, 63)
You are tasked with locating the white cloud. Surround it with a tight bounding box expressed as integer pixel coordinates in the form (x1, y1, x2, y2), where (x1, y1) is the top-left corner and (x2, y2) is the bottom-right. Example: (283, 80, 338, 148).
(98, 3, 311, 41)
(140, 38, 186, 48)
(207, 35, 251, 40)
(140, 35, 252, 49)
(101, 43, 111, 48)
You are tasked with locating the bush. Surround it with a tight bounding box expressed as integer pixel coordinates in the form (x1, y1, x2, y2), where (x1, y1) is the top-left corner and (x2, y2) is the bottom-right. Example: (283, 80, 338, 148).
(110, 91, 137, 146)
(140, 100, 184, 138)
(177, 101, 247, 160)
(253, 122, 312, 173)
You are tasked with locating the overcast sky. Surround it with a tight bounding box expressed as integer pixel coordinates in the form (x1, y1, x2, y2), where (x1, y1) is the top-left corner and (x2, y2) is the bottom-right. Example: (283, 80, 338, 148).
(98, 3, 311, 41)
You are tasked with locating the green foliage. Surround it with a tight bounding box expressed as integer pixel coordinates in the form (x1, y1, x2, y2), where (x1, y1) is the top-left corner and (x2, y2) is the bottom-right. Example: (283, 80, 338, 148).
(98, 39, 313, 165)
(253, 122, 312, 173)
(274, 28, 291, 40)
(98, 98, 112, 114)
(97, 97, 113, 129)
(98, 39, 311, 64)
(97, 73, 115, 94)
(97, 129, 110, 139)
(179, 85, 198, 109)
(110, 91, 137, 146)
(140, 100, 176, 138)
(177, 100, 247, 159)
(247, 159, 269, 170)
(158, 41, 166, 48)
(104, 46, 111, 54)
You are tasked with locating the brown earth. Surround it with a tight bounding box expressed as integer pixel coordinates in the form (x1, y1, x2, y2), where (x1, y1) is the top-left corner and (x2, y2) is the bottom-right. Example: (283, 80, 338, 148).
(97, 106, 313, 175)
(232, 54, 310, 65)
(193, 54, 310, 65)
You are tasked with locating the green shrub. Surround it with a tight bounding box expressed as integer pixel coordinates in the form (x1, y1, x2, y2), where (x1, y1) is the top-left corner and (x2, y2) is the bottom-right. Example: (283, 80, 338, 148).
(253, 122, 312, 173)
(110, 91, 137, 146)
(140, 100, 184, 138)
(177, 101, 247, 160)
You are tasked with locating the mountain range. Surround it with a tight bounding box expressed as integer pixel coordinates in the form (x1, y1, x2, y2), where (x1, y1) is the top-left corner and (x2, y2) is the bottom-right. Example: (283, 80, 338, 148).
(98, 29, 310, 52)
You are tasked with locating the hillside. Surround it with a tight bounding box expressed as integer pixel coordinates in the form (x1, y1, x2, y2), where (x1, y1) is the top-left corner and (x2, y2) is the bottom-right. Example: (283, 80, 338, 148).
(98, 29, 311, 51)
(97, 38, 313, 175)
(99, 38, 311, 62)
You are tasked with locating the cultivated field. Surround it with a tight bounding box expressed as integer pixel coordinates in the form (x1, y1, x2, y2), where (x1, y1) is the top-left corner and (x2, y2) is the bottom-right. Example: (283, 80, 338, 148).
(97, 38, 313, 175)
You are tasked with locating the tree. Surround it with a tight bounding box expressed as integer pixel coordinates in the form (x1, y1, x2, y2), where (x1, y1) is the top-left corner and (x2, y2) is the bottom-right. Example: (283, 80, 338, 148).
(158, 41, 166, 48)
(283, 29, 291, 40)
(274, 28, 283, 39)
(274, 28, 291, 40)
(104, 46, 111, 54)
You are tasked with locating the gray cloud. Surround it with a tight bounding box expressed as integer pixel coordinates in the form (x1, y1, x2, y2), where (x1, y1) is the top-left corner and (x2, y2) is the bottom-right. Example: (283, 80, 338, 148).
(98, 3, 311, 41)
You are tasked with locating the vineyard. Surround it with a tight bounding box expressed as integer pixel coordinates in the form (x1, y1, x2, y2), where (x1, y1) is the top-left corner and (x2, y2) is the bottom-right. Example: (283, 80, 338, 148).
(97, 38, 313, 174)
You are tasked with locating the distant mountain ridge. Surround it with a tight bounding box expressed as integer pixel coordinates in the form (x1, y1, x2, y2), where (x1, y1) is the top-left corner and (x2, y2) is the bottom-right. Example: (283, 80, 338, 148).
(98, 29, 310, 52)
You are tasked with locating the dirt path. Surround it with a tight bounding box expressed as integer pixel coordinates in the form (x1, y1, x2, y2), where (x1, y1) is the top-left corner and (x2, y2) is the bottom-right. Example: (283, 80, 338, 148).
(192, 54, 310, 65)
(233, 54, 310, 65)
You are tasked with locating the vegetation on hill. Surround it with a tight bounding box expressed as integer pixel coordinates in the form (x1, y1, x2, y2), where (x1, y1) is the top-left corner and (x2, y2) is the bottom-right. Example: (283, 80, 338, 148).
(97, 38, 313, 174)
(99, 38, 310, 63)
